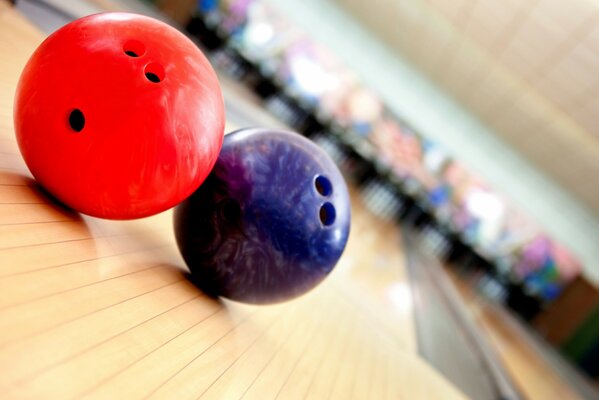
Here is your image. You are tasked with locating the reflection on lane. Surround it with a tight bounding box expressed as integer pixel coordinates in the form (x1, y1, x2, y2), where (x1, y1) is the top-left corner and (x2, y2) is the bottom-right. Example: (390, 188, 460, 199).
(404, 229, 521, 400)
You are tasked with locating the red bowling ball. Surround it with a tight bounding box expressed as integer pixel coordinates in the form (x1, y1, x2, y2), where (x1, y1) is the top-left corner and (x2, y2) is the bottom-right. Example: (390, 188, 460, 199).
(14, 13, 225, 219)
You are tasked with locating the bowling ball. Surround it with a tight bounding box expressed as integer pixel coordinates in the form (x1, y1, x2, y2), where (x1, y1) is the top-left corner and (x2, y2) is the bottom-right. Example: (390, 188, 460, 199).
(174, 128, 351, 304)
(14, 13, 224, 219)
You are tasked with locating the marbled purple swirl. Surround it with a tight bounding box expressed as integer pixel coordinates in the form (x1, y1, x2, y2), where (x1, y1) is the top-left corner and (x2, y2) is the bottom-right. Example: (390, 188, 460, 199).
(174, 128, 351, 304)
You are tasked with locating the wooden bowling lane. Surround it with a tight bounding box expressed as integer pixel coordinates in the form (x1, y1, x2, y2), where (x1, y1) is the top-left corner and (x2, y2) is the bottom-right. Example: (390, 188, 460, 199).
(0, 3, 467, 399)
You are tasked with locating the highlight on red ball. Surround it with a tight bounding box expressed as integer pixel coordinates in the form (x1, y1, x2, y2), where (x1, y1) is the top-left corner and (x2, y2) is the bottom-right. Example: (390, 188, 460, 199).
(14, 12, 225, 219)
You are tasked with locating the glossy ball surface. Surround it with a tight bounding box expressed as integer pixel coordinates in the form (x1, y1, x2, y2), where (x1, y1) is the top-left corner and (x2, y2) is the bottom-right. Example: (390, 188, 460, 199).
(174, 128, 351, 304)
(14, 13, 225, 219)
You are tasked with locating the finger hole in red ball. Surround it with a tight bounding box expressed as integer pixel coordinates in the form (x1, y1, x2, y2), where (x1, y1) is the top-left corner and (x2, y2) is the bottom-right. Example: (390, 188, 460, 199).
(144, 62, 165, 83)
(68, 109, 85, 132)
(123, 39, 146, 57)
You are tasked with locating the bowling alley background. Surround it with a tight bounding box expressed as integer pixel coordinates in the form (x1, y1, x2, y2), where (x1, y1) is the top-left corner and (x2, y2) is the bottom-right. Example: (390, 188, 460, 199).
(2, 0, 599, 399)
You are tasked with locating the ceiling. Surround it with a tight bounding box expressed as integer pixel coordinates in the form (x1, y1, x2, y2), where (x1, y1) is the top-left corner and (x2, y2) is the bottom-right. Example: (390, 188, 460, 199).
(332, 0, 599, 215)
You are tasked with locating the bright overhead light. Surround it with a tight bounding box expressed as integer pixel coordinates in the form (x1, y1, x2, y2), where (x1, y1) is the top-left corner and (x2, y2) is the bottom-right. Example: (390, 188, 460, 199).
(245, 22, 275, 46)
(289, 56, 338, 96)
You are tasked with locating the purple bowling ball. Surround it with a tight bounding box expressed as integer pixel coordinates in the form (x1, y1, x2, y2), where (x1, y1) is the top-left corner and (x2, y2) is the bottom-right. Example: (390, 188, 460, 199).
(174, 128, 351, 304)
